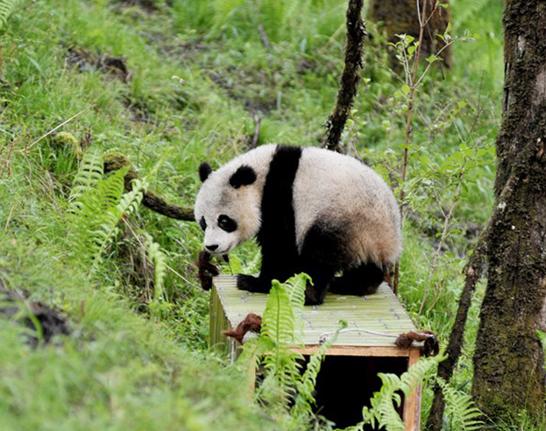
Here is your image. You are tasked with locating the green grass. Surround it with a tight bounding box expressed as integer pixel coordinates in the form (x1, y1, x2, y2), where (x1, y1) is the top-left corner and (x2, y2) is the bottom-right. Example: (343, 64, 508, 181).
(2, 0, 540, 429)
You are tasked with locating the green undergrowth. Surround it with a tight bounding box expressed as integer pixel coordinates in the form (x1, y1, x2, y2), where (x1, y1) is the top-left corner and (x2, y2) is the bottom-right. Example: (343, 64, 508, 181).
(0, 0, 524, 429)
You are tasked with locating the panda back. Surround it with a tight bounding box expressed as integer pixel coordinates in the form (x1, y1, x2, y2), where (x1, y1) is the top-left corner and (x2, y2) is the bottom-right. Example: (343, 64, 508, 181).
(293, 148, 401, 266)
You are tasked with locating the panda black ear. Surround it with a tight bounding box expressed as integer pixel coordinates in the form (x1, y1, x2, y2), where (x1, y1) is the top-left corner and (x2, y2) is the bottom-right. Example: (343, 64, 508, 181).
(229, 165, 256, 189)
(199, 162, 212, 182)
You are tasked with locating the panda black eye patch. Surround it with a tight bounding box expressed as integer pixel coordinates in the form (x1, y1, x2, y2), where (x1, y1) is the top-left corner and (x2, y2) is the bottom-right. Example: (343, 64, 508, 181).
(199, 217, 207, 231)
(218, 215, 237, 233)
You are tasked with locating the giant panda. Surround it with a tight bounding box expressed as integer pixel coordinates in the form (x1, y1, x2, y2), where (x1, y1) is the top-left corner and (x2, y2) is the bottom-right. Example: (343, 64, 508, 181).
(194, 144, 401, 305)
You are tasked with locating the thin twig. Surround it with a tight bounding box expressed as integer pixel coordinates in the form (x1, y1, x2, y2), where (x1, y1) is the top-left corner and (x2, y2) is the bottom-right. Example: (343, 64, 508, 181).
(258, 24, 271, 50)
(393, 0, 431, 294)
(26, 109, 88, 151)
(248, 113, 262, 149)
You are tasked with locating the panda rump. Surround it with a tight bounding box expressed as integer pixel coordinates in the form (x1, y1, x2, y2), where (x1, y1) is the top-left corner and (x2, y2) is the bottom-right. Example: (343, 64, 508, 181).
(194, 144, 401, 305)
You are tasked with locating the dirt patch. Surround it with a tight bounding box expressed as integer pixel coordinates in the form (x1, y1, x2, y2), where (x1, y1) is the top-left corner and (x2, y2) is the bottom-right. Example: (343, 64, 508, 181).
(0, 281, 70, 346)
(161, 40, 208, 63)
(122, 97, 154, 123)
(113, 0, 159, 13)
(66, 47, 132, 82)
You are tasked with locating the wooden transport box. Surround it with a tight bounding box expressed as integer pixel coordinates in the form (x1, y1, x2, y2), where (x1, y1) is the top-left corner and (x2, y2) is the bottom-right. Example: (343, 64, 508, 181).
(210, 275, 422, 430)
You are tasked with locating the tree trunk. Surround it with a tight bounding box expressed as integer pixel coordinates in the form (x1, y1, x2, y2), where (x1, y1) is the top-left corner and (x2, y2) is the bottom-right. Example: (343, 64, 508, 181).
(369, 0, 451, 68)
(323, 0, 366, 152)
(472, 0, 546, 421)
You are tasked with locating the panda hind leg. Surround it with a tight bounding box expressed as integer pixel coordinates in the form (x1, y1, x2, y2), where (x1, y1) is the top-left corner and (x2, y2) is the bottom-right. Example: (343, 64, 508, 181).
(299, 223, 342, 306)
(301, 264, 336, 306)
(329, 262, 385, 296)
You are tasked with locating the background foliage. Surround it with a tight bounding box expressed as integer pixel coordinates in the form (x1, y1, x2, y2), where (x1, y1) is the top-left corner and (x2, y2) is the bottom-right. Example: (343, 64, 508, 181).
(0, 0, 523, 429)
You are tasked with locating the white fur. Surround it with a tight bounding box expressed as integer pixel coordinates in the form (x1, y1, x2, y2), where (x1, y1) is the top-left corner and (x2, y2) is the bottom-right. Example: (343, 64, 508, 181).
(293, 148, 401, 266)
(194, 145, 276, 254)
(194, 145, 401, 265)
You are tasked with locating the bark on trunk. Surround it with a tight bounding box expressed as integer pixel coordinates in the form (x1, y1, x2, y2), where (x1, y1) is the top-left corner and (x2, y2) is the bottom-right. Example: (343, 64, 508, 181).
(369, 0, 451, 68)
(323, 0, 366, 153)
(472, 0, 546, 420)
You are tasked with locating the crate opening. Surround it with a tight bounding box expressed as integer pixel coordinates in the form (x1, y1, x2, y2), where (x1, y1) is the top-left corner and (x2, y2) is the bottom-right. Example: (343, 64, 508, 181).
(310, 355, 408, 429)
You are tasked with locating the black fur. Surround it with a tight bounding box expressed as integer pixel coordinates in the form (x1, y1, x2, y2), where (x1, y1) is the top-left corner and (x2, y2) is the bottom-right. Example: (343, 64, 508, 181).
(218, 214, 237, 232)
(298, 222, 352, 304)
(329, 261, 385, 296)
(237, 145, 302, 294)
(229, 165, 256, 188)
(199, 162, 212, 182)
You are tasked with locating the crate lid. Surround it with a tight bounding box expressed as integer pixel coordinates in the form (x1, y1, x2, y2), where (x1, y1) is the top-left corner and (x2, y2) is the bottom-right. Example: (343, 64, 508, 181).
(213, 275, 417, 352)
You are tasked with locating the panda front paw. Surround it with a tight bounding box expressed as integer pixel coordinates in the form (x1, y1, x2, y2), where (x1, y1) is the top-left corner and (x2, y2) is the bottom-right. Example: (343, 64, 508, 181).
(237, 274, 269, 293)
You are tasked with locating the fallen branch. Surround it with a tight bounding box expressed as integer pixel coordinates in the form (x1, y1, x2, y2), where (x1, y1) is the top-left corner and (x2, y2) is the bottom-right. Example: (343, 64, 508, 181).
(104, 154, 194, 221)
(322, 0, 366, 152)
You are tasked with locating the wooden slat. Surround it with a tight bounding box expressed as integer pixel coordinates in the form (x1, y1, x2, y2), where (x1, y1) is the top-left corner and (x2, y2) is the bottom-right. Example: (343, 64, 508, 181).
(403, 348, 423, 431)
(213, 275, 417, 351)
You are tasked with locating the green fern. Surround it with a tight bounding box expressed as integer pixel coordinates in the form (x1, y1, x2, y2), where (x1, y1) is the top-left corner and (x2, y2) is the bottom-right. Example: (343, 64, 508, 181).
(342, 356, 440, 431)
(240, 273, 342, 428)
(261, 279, 299, 346)
(257, 278, 302, 409)
(68, 149, 104, 212)
(438, 378, 484, 431)
(342, 355, 484, 431)
(0, 0, 21, 30)
(67, 149, 146, 272)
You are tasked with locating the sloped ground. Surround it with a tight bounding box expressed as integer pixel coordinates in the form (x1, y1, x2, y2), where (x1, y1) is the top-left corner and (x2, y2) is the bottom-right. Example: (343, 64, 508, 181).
(0, 0, 507, 429)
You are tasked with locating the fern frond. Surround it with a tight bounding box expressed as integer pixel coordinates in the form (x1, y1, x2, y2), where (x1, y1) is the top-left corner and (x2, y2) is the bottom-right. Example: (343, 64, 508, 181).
(284, 273, 310, 343)
(68, 149, 104, 212)
(399, 355, 440, 396)
(438, 378, 484, 431)
(291, 322, 342, 421)
(67, 150, 146, 273)
(261, 279, 296, 346)
(354, 356, 440, 431)
(0, 0, 21, 30)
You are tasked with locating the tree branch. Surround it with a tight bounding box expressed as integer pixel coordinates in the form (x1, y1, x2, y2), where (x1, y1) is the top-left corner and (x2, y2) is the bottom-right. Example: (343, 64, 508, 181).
(322, 0, 366, 152)
(104, 154, 194, 221)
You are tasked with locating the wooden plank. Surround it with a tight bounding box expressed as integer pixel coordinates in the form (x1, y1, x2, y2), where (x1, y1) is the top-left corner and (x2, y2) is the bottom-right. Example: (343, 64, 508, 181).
(403, 348, 422, 431)
(293, 345, 415, 357)
(213, 275, 417, 350)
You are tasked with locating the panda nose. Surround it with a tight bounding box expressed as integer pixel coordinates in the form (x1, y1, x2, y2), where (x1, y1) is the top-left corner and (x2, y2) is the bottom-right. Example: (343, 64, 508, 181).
(205, 244, 219, 252)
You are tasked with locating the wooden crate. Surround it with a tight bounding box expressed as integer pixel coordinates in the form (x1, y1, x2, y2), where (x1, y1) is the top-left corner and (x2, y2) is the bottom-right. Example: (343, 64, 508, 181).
(210, 275, 422, 430)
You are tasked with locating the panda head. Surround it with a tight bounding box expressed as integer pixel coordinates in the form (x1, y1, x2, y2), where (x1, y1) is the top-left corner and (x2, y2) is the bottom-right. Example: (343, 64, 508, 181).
(194, 161, 260, 255)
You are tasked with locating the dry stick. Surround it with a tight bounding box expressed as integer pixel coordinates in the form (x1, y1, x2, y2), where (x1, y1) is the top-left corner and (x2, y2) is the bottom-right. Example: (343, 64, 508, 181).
(257, 24, 271, 50)
(103, 154, 194, 221)
(26, 109, 88, 152)
(392, 0, 430, 295)
(322, 0, 366, 152)
(248, 113, 262, 150)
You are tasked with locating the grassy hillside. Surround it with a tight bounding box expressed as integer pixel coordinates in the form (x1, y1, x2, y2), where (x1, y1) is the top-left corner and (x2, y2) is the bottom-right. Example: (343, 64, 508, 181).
(0, 0, 515, 429)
